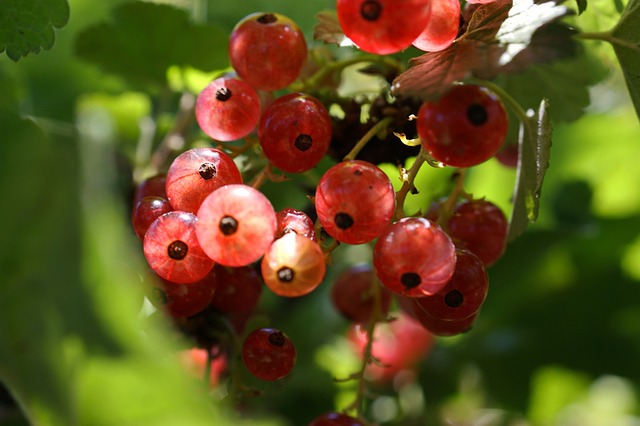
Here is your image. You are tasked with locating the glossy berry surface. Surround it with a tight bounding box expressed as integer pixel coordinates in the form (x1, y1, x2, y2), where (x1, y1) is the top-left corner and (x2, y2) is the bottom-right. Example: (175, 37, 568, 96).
(242, 328, 296, 381)
(132, 196, 173, 240)
(330, 263, 392, 323)
(315, 160, 395, 245)
(195, 77, 261, 142)
(261, 233, 326, 298)
(259, 93, 332, 173)
(228, 12, 307, 91)
(417, 84, 508, 167)
(165, 147, 242, 214)
(275, 207, 318, 242)
(447, 199, 508, 266)
(412, 0, 460, 52)
(133, 174, 167, 207)
(373, 217, 456, 297)
(196, 184, 277, 267)
(147, 272, 216, 318)
(209, 264, 263, 314)
(336, 0, 432, 55)
(308, 412, 366, 426)
(143, 211, 215, 284)
(414, 249, 488, 321)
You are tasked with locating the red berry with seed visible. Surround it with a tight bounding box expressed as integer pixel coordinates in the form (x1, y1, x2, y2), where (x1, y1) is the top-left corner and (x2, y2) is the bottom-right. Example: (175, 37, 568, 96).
(229, 13, 307, 91)
(259, 93, 332, 173)
(242, 328, 296, 381)
(275, 207, 317, 242)
(331, 263, 392, 323)
(412, 0, 460, 52)
(147, 272, 216, 318)
(196, 184, 277, 267)
(308, 412, 366, 426)
(166, 147, 242, 214)
(209, 264, 263, 314)
(143, 211, 215, 284)
(417, 84, 508, 168)
(337, 0, 432, 54)
(132, 196, 173, 240)
(315, 160, 395, 245)
(195, 77, 261, 142)
(373, 217, 456, 297)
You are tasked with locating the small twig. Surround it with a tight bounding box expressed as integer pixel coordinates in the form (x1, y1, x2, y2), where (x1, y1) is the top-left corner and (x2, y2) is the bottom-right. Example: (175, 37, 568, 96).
(394, 147, 429, 220)
(343, 116, 394, 161)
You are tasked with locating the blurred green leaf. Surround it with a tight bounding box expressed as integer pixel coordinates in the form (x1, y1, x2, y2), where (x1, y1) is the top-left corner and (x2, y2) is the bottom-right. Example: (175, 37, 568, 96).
(527, 366, 590, 424)
(0, 0, 69, 61)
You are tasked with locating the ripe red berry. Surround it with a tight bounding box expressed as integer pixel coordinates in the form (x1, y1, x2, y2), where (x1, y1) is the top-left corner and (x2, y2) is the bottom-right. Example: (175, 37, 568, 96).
(330, 263, 392, 323)
(308, 412, 366, 426)
(315, 160, 395, 245)
(258, 93, 332, 173)
(147, 272, 216, 318)
(336, 0, 432, 54)
(131, 196, 172, 240)
(196, 184, 277, 267)
(373, 217, 456, 297)
(228, 13, 307, 91)
(417, 84, 508, 168)
(242, 328, 296, 381)
(143, 211, 215, 284)
(195, 76, 261, 142)
(165, 147, 242, 214)
(275, 207, 318, 242)
(133, 173, 167, 206)
(411, 301, 478, 336)
(209, 264, 263, 315)
(261, 233, 326, 298)
(412, 0, 460, 52)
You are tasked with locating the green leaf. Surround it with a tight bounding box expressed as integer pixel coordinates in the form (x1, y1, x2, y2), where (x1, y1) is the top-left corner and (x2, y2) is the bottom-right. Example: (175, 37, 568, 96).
(508, 99, 552, 241)
(610, 0, 640, 120)
(0, 0, 69, 61)
(74, 2, 228, 88)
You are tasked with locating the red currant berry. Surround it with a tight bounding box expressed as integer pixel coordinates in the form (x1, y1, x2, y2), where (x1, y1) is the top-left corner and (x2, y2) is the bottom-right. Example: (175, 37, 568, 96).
(495, 143, 519, 168)
(330, 263, 392, 323)
(180, 347, 228, 389)
(373, 217, 456, 297)
(228, 13, 307, 91)
(132, 196, 172, 240)
(242, 328, 296, 381)
(413, 249, 488, 321)
(308, 412, 366, 426)
(195, 77, 261, 142)
(209, 264, 263, 314)
(258, 93, 332, 173)
(147, 272, 216, 318)
(417, 84, 508, 168)
(337, 0, 432, 54)
(411, 301, 478, 336)
(133, 173, 167, 206)
(143, 212, 215, 284)
(196, 184, 277, 267)
(275, 207, 317, 242)
(166, 147, 242, 214)
(315, 160, 395, 245)
(447, 199, 508, 266)
(261, 233, 326, 298)
(412, 0, 460, 52)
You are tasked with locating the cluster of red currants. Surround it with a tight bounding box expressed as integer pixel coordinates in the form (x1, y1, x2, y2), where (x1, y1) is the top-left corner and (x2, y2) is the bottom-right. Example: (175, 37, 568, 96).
(131, 1, 513, 424)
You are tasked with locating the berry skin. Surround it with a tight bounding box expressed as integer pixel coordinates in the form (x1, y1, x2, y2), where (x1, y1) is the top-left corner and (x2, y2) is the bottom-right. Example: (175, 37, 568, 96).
(242, 328, 296, 381)
(261, 233, 326, 298)
(315, 160, 395, 245)
(143, 211, 215, 284)
(417, 84, 508, 168)
(330, 263, 392, 323)
(195, 77, 261, 142)
(411, 301, 478, 336)
(259, 93, 332, 173)
(308, 412, 366, 426)
(147, 272, 216, 318)
(196, 184, 277, 267)
(275, 207, 318, 242)
(373, 217, 456, 297)
(132, 196, 173, 240)
(413, 249, 489, 321)
(133, 173, 167, 207)
(165, 147, 242, 214)
(495, 143, 519, 168)
(447, 199, 508, 266)
(228, 13, 307, 91)
(412, 0, 460, 52)
(209, 264, 263, 315)
(336, 0, 432, 55)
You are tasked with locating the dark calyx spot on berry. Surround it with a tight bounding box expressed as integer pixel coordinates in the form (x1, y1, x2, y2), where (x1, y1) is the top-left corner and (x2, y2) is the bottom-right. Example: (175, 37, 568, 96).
(401, 272, 421, 289)
(353, 169, 363, 176)
(198, 162, 217, 180)
(277, 267, 295, 283)
(294, 134, 313, 151)
(361, 0, 382, 21)
(168, 240, 188, 260)
(467, 104, 488, 126)
(268, 331, 286, 347)
(334, 212, 354, 230)
(215, 87, 232, 101)
(219, 216, 239, 235)
(257, 13, 277, 24)
(444, 289, 464, 307)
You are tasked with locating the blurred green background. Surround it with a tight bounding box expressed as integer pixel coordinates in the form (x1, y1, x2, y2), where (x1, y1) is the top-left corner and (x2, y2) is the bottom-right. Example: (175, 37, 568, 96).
(1, 0, 639, 425)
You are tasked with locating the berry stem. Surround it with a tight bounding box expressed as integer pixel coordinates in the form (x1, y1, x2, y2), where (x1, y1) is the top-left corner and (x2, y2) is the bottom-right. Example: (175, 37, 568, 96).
(436, 168, 468, 229)
(576, 31, 640, 52)
(343, 116, 395, 161)
(394, 147, 429, 220)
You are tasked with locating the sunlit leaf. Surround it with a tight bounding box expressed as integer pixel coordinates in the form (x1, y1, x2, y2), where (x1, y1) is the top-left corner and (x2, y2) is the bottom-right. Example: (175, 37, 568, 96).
(610, 0, 640, 119)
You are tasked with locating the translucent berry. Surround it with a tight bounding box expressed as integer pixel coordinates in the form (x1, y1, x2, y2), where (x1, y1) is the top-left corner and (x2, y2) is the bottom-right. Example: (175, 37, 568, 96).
(143, 211, 215, 284)
(132, 196, 172, 240)
(417, 84, 508, 167)
(275, 207, 317, 242)
(242, 328, 296, 381)
(412, 301, 478, 336)
(133, 173, 167, 207)
(147, 272, 216, 318)
(166, 147, 242, 214)
(315, 160, 395, 245)
(261, 233, 326, 298)
(196, 184, 277, 267)
(259, 93, 332, 173)
(330, 263, 392, 323)
(373, 217, 456, 297)
(209, 264, 263, 314)
(336, 0, 432, 54)
(195, 77, 261, 141)
(308, 412, 367, 426)
(412, 0, 460, 52)
(228, 12, 307, 91)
